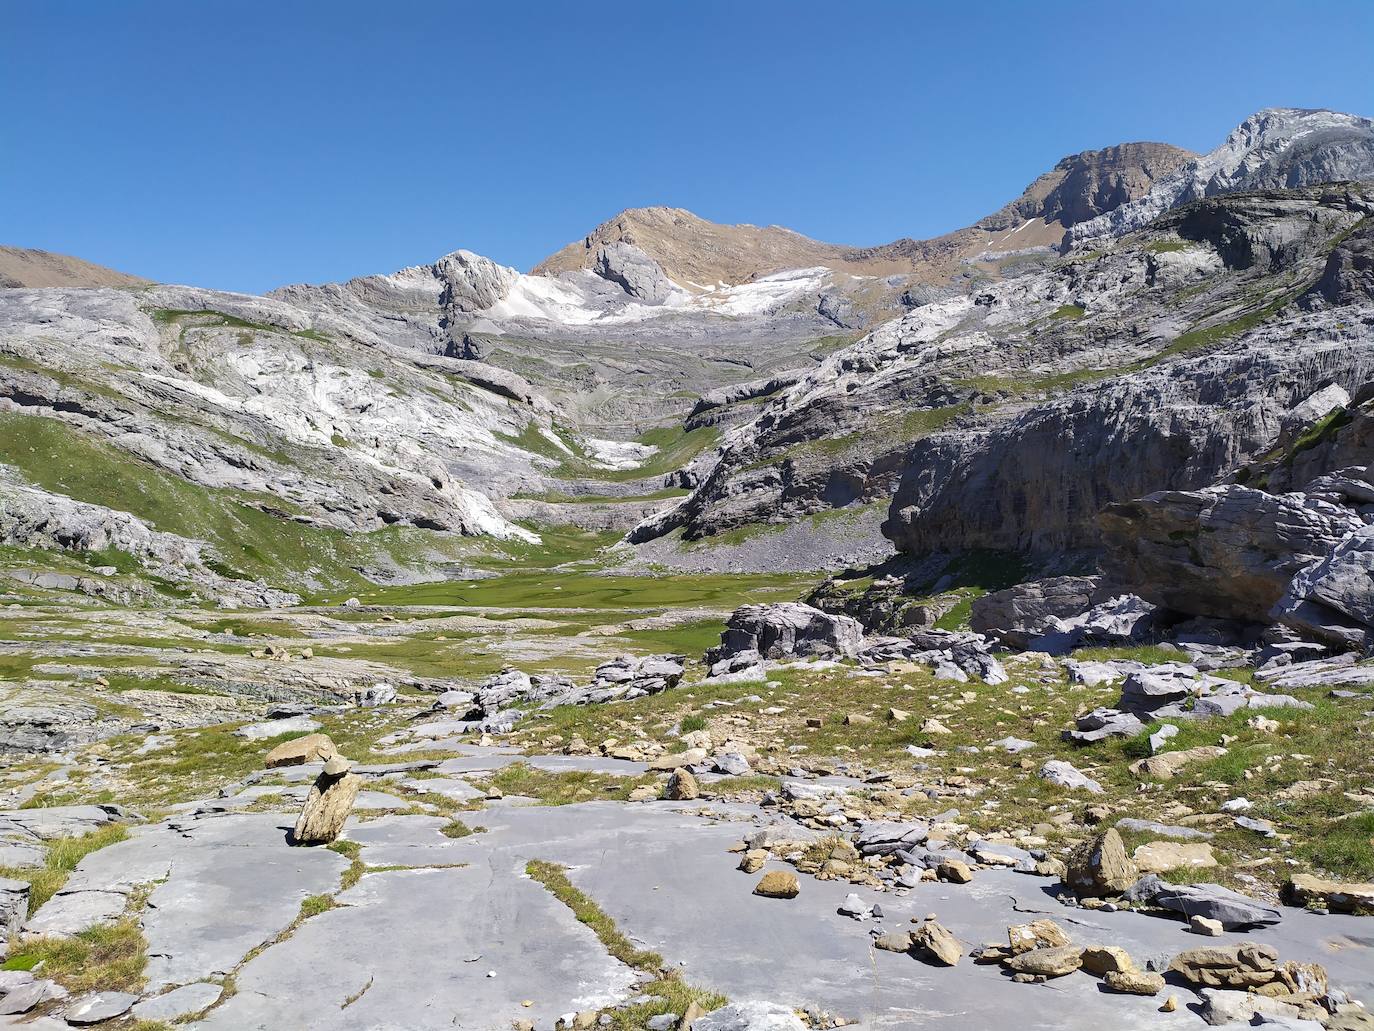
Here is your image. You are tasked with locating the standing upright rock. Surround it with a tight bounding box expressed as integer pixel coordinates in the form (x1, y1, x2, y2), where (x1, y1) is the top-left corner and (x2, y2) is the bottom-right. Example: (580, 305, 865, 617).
(1065, 828, 1138, 897)
(291, 755, 361, 845)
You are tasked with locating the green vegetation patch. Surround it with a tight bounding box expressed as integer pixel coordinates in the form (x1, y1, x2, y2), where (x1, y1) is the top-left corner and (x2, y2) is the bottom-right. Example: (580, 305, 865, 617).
(0, 824, 130, 913)
(2, 917, 149, 993)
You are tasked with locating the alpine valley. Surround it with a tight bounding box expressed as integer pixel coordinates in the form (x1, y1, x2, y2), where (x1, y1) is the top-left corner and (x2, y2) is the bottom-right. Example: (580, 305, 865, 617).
(3, 107, 1374, 1031)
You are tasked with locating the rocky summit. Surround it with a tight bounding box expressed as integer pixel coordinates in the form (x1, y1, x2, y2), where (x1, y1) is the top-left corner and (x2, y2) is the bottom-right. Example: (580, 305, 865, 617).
(2, 105, 1374, 1031)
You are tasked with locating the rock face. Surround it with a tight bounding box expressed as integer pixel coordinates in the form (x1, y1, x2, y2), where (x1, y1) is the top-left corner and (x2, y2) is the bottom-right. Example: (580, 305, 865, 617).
(978, 142, 1196, 233)
(636, 180, 1374, 558)
(1067, 108, 1374, 247)
(0, 876, 28, 951)
(705, 603, 863, 666)
(1100, 485, 1361, 622)
(593, 242, 676, 304)
(970, 576, 1104, 646)
(291, 768, 362, 845)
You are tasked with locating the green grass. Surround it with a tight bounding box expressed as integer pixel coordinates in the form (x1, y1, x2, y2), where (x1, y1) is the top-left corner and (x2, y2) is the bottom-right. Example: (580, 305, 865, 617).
(298, 894, 336, 919)
(526, 859, 662, 967)
(1050, 304, 1086, 319)
(2, 918, 149, 993)
(0, 410, 476, 596)
(1296, 812, 1374, 879)
(1145, 239, 1191, 254)
(525, 860, 728, 1027)
(680, 714, 708, 734)
(488, 763, 654, 805)
(0, 824, 130, 913)
(363, 568, 808, 611)
(440, 818, 486, 839)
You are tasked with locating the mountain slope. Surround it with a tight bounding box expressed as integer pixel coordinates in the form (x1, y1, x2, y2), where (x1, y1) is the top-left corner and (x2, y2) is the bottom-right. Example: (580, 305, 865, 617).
(0, 245, 151, 289)
(533, 142, 1193, 290)
(631, 108, 1374, 568)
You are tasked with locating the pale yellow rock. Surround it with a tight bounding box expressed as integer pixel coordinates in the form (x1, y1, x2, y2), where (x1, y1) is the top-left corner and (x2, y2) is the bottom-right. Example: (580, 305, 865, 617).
(738, 849, 768, 874)
(753, 871, 799, 898)
(264, 733, 336, 769)
(1133, 840, 1218, 874)
(291, 771, 362, 845)
(1130, 745, 1227, 780)
(1008, 919, 1070, 954)
(666, 768, 700, 801)
(1081, 944, 1137, 976)
(912, 919, 962, 966)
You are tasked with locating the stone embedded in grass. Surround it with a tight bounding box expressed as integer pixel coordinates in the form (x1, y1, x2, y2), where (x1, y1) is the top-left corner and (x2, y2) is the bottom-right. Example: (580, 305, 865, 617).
(1282, 873, 1374, 914)
(753, 871, 800, 898)
(1039, 759, 1104, 793)
(1129, 745, 1226, 780)
(1133, 840, 1217, 874)
(665, 768, 699, 800)
(64, 991, 137, 1026)
(235, 715, 322, 741)
(264, 732, 336, 769)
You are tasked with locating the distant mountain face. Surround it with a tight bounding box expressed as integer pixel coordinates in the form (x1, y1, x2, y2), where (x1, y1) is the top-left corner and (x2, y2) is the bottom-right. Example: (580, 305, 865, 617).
(0, 246, 150, 289)
(532, 141, 1194, 290)
(1068, 108, 1374, 247)
(1, 106, 1370, 597)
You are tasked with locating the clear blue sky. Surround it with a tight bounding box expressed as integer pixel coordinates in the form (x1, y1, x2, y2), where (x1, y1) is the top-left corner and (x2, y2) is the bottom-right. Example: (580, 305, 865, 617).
(3, 0, 1371, 294)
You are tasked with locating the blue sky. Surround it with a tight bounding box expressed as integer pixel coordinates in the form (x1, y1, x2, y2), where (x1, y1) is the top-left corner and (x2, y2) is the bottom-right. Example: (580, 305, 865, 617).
(3, 1, 1371, 294)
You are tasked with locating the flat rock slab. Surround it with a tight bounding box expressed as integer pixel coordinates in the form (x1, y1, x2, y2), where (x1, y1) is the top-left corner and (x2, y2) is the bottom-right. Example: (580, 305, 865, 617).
(65, 813, 347, 990)
(24, 889, 127, 935)
(524, 755, 649, 776)
(131, 982, 222, 1021)
(190, 865, 638, 1031)
(233, 716, 321, 741)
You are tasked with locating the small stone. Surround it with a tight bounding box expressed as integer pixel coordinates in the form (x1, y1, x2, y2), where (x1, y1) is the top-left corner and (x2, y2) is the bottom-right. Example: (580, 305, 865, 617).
(921, 718, 952, 735)
(1160, 995, 1178, 1012)
(1004, 945, 1082, 978)
(1190, 915, 1225, 937)
(738, 849, 768, 874)
(911, 919, 961, 966)
(1102, 970, 1165, 996)
(322, 754, 352, 777)
(844, 713, 874, 726)
(264, 733, 336, 769)
(1007, 920, 1070, 954)
(666, 768, 700, 801)
(936, 859, 972, 884)
(888, 708, 911, 722)
(754, 871, 800, 899)
(1080, 945, 1136, 976)
(874, 931, 913, 952)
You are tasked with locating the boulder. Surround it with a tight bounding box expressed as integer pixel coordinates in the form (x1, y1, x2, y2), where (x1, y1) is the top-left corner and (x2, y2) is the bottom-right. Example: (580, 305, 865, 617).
(665, 769, 699, 801)
(1008, 919, 1071, 954)
(705, 603, 863, 665)
(1146, 882, 1283, 928)
(1100, 485, 1363, 623)
(1282, 873, 1374, 914)
(264, 733, 336, 769)
(970, 576, 1103, 647)
(1277, 524, 1374, 648)
(1080, 945, 1136, 976)
(1004, 945, 1082, 978)
(290, 768, 362, 845)
(911, 919, 962, 966)
(753, 872, 800, 899)
(1039, 759, 1104, 794)
(1064, 829, 1137, 897)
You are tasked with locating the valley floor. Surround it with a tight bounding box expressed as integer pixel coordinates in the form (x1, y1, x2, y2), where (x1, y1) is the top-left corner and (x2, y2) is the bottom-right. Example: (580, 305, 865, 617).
(0, 532, 1371, 1030)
